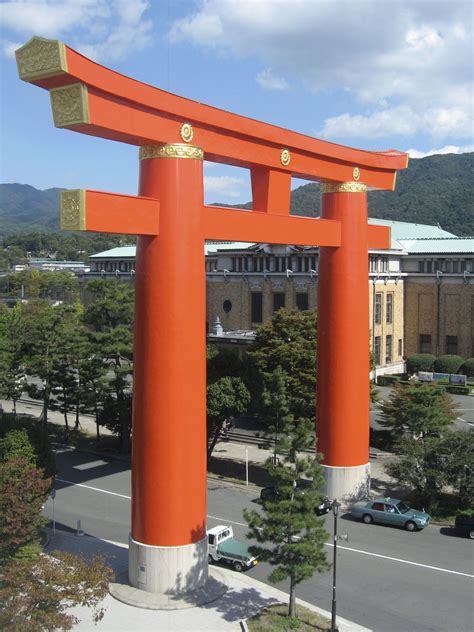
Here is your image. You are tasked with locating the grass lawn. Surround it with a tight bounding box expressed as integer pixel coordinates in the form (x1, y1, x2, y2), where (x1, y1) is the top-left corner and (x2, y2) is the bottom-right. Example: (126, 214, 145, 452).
(247, 603, 332, 631)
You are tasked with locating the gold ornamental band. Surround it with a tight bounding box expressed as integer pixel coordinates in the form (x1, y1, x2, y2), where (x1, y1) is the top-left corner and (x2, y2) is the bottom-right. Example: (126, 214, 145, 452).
(321, 181, 367, 194)
(60, 190, 86, 231)
(139, 144, 204, 160)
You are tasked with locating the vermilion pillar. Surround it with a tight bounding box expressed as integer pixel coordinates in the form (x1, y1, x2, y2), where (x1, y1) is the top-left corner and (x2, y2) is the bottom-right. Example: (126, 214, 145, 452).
(129, 144, 208, 595)
(317, 181, 371, 502)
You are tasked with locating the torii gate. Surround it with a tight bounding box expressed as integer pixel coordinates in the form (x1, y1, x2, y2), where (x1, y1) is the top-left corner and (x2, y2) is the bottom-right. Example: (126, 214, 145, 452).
(16, 37, 408, 602)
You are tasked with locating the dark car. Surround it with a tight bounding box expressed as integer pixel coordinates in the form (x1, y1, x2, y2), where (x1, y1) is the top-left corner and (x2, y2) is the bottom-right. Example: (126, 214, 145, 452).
(454, 514, 474, 539)
(260, 480, 332, 516)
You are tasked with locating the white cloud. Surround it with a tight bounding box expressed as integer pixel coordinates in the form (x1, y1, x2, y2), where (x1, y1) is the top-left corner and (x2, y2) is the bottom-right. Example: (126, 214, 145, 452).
(204, 175, 244, 200)
(406, 144, 474, 159)
(256, 68, 288, 91)
(0, 0, 152, 62)
(170, 0, 473, 141)
(319, 105, 473, 139)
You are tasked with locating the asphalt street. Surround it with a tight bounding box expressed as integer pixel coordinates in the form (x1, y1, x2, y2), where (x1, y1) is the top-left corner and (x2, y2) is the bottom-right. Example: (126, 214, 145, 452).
(45, 448, 473, 632)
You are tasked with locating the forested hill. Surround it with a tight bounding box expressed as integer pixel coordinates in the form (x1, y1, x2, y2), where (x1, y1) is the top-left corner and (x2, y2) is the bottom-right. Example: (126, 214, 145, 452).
(1, 152, 473, 236)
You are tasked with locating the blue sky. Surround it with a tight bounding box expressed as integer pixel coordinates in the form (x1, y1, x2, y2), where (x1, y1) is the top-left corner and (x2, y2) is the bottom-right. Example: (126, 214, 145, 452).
(0, 0, 473, 205)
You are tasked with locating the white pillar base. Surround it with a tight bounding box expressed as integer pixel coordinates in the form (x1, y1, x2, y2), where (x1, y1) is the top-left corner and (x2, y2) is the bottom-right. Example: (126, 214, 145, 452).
(323, 462, 370, 508)
(128, 534, 208, 595)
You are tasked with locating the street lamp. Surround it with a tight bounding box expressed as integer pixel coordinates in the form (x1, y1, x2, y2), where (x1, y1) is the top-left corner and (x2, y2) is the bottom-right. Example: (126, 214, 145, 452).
(331, 499, 341, 632)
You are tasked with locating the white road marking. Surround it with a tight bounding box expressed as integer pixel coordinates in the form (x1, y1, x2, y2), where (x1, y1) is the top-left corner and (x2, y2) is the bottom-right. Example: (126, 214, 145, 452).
(326, 543, 474, 578)
(56, 478, 131, 499)
(55, 478, 474, 579)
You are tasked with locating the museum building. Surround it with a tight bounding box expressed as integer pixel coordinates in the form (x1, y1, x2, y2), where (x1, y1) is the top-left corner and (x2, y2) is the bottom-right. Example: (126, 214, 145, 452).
(86, 218, 474, 372)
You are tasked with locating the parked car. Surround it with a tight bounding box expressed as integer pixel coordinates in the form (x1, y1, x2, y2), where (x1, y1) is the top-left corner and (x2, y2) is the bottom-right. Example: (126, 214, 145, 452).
(454, 513, 474, 539)
(207, 525, 258, 572)
(351, 497, 430, 531)
(260, 480, 332, 516)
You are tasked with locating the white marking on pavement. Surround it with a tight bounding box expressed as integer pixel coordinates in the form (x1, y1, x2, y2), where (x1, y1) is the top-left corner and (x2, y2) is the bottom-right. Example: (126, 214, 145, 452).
(55, 478, 474, 579)
(56, 478, 131, 499)
(73, 460, 109, 471)
(326, 543, 474, 578)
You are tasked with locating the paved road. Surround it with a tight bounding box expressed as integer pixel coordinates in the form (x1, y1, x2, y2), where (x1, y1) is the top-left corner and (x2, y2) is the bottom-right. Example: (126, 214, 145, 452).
(45, 448, 473, 632)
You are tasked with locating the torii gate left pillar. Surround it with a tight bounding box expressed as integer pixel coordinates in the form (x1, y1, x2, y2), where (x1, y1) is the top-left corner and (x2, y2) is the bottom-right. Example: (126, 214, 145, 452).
(15, 37, 407, 604)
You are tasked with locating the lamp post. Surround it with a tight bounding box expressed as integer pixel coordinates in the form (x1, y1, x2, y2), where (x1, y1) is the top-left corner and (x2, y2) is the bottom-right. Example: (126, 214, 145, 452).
(331, 499, 341, 632)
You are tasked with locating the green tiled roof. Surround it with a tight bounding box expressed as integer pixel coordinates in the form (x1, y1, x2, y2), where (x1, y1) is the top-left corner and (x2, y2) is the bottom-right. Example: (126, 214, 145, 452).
(368, 218, 455, 240)
(399, 238, 474, 254)
(90, 246, 136, 258)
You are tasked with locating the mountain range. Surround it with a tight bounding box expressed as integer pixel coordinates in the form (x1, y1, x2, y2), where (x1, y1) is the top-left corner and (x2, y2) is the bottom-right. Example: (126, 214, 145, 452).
(1, 153, 473, 237)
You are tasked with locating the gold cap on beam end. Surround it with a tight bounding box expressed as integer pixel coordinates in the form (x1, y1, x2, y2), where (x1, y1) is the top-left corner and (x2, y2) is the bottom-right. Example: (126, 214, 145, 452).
(320, 181, 367, 194)
(50, 83, 90, 128)
(139, 144, 204, 160)
(60, 190, 86, 231)
(15, 36, 68, 82)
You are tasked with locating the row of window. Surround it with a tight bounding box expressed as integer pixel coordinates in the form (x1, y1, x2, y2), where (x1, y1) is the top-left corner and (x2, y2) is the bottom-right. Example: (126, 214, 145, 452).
(250, 291, 308, 322)
(92, 261, 134, 272)
(419, 334, 458, 355)
(418, 259, 473, 274)
(369, 256, 389, 273)
(374, 293, 394, 325)
(232, 255, 317, 273)
(374, 335, 402, 365)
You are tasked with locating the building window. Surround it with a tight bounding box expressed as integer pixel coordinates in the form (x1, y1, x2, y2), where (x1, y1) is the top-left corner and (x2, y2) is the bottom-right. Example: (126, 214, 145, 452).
(251, 293, 263, 323)
(419, 334, 431, 354)
(273, 292, 285, 312)
(426, 261, 433, 273)
(446, 335, 458, 354)
(375, 293, 382, 325)
(369, 256, 377, 273)
(385, 335, 392, 363)
(223, 300, 232, 313)
(398, 338, 403, 356)
(386, 294, 393, 324)
(418, 261, 425, 273)
(452, 261, 459, 273)
(296, 293, 308, 311)
(374, 336, 381, 366)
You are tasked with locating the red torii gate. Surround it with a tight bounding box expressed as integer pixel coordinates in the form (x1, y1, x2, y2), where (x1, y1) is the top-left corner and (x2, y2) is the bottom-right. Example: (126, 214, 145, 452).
(16, 37, 408, 602)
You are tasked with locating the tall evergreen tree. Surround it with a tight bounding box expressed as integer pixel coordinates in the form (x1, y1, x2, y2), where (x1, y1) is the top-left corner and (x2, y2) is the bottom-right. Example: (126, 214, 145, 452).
(0, 304, 27, 416)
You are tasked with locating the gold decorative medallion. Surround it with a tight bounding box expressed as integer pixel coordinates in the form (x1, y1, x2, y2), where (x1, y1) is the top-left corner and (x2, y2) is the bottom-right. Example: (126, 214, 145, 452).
(180, 122, 194, 143)
(280, 149, 291, 166)
(60, 190, 86, 231)
(139, 144, 204, 160)
(352, 167, 360, 180)
(50, 84, 90, 127)
(15, 36, 68, 81)
(320, 181, 367, 194)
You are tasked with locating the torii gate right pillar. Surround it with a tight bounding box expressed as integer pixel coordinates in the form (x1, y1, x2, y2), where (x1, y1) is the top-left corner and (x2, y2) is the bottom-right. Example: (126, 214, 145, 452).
(317, 181, 371, 504)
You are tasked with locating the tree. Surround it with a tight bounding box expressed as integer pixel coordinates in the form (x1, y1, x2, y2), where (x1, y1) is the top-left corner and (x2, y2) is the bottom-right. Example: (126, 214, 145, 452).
(433, 354, 464, 374)
(0, 416, 55, 478)
(379, 383, 458, 438)
(0, 456, 51, 560)
(459, 358, 474, 378)
(244, 457, 329, 619)
(248, 309, 317, 421)
(0, 429, 36, 465)
(261, 366, 294, 464)
(0, 551, 114, 631)
(0, 304, 27, 416)
(406, 353, 436, 375)
(442, 430, 474, 509)
(207, 376, 250, 457)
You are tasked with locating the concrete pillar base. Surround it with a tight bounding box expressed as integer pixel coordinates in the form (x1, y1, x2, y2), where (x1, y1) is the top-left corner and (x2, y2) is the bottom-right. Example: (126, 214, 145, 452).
(323, 462, 370, 508)
(128, 534, 209, 595)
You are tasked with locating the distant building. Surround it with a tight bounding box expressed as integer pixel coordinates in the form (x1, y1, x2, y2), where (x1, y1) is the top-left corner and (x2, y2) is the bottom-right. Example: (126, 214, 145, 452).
(85, 220, 474, 370)
(27, 258, 88, 273)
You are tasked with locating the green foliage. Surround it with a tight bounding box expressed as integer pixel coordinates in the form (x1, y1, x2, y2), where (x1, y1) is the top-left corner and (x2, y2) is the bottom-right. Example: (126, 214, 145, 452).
(377, 375, 400, 386)
(459, 358, 474, 378)
(207, 346, 248, 384)
(379, 383, 458, 437)
(0, 551, 114, 631)
(433, 354, 464, 374)
(207, 376, 250, 457)
(0, 416, 55, 478)
(446, 385, 470, 395)
(5, 269, 79, 301)
(406, 354, 436, 375)
(0, 456, 51, 561)
(0, 304, 27, 411)
(248, 309, 316, 421)
(0, 429, 35, 465)
(244, 457, 329, 618)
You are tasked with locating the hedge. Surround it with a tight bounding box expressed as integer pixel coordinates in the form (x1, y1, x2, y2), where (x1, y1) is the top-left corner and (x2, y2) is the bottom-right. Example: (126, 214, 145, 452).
(377, 375, 400, 386)
(406, 354, 436, 375)
(445, 385, 471, 396)
(433, 354, 464, 374)
(459, 358, 474, 378)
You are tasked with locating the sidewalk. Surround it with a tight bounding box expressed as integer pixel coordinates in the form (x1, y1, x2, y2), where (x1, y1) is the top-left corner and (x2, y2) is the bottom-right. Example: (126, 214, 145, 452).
(46, 529, 371, 632)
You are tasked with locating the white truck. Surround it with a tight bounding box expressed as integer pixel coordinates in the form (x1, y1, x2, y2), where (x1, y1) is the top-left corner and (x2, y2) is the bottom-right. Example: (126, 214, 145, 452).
(207, 525, 258, 572)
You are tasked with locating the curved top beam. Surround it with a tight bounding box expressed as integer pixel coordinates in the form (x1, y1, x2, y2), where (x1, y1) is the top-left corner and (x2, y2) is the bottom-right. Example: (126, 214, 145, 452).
(16, 36, 408, 189)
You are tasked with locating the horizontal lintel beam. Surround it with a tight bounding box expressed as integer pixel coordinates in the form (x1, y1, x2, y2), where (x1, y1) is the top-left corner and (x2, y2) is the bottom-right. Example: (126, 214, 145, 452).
(367, 225, 391, 250)
(60, 190, 159, 235)
(15, 37, 408, 190)
(203, 206, 341, 248)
